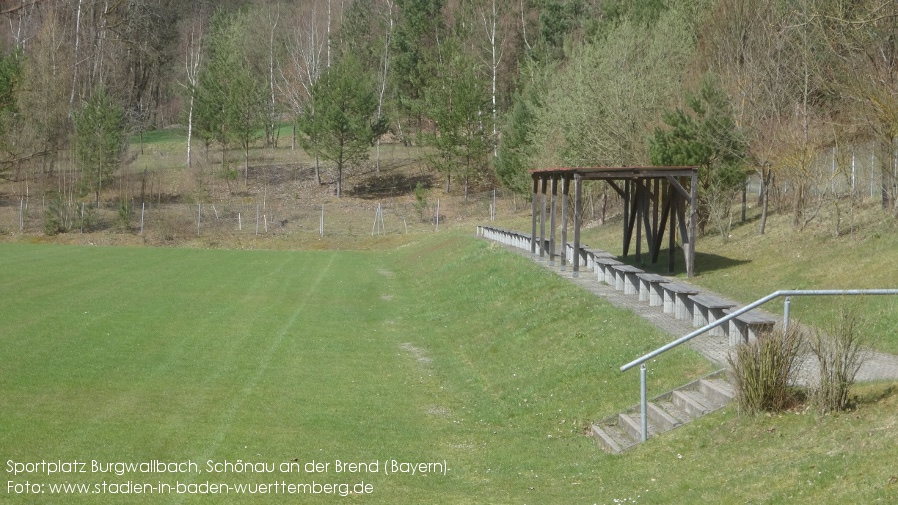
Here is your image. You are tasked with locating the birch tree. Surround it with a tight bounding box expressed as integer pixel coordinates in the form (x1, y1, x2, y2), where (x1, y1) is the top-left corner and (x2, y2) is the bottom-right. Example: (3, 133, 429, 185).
(184, 24, 202, 169)
(479, 0, 504, 156)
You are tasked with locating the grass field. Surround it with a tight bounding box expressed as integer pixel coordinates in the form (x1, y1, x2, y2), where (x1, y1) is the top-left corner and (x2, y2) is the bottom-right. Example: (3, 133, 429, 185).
(3, 234, 898, 503)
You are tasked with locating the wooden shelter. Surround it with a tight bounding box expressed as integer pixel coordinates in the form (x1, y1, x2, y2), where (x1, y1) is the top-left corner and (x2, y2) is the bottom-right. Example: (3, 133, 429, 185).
(529, 166, 699, 277)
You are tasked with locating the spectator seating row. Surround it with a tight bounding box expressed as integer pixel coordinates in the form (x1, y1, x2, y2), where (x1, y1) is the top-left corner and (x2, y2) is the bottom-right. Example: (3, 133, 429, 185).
(477, 225, 776, 345)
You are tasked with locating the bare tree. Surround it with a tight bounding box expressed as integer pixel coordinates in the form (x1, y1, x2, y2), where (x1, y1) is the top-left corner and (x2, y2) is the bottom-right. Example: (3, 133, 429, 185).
(479, 0, 504, 157)
(374, 0, 395, 173)
(184, 23, 202, 169)
(267, 3, 279, 147)
(68, 0, 82, 114)
(278, 2, 327, 181)
(814, 0, 898, 211)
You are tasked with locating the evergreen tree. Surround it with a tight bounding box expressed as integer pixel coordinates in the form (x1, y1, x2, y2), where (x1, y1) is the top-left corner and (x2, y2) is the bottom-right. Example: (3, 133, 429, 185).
(0, 49, 22, 179)
(494, 92, 537, 194)
(194, 9, 266, 185)
(422, 40, 490, 194)
(649, 73, 747, 235)
(298, 55, 384, 198)
(74, 88, 128, 206)
(391, 0, 446, 137)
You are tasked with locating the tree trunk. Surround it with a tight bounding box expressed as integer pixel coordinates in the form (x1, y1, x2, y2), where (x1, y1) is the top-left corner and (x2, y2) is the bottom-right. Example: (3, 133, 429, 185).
(883, 137, 895, 210)
(792, 183, 804, 229)
(187, 93, 194, 168)
(758, 168, 772, 235)
(336, 163, 342, 198)
(69, 0, 83, 114)
(244, 146, 249, 188)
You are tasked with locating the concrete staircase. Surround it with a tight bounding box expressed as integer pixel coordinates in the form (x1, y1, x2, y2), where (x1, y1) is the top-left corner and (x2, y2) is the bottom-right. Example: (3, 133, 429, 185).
(590, 371, 735, 454)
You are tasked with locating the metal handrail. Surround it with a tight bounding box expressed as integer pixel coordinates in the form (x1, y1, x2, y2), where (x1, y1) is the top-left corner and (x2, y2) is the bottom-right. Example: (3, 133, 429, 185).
(619, 289, 898, 442)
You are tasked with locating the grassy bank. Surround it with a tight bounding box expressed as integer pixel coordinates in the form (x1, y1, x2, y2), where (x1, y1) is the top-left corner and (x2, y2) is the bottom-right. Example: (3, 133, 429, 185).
(2, 235, 897, 503)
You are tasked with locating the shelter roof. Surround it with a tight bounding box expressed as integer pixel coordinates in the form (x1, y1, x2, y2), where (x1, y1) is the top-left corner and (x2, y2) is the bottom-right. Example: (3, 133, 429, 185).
(529, 166, 698, 180)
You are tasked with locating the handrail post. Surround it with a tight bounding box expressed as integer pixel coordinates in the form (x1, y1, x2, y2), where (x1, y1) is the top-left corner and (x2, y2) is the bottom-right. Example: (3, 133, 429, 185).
(783, 296, 792, 334)
(640, 363, 647, 442)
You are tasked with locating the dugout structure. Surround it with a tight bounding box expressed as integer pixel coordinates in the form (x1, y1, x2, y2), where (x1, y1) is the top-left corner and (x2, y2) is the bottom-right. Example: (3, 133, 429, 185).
(529, 166, 699, 278)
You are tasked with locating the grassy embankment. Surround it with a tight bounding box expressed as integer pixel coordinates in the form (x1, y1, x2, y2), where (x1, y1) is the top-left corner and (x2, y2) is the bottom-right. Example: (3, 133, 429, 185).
(2, 234, 898, 504)
(490, 195, 898, 354)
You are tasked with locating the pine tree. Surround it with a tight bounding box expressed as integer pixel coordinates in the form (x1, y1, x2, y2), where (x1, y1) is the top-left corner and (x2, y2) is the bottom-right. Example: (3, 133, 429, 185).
(74, 88, 128, 206)
(298, 55, 384, 198)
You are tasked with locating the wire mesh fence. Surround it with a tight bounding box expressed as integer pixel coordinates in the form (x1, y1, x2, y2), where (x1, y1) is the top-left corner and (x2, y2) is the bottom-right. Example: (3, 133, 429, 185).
(745, 142, 898, 201)
(0, 187, 528, 240)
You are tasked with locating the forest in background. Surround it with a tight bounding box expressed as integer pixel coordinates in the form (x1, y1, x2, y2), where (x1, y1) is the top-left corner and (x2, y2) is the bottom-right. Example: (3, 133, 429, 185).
(0, 0, 897, 238)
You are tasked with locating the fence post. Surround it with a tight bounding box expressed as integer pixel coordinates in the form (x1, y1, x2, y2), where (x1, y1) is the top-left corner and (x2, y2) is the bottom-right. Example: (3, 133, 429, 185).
(435, 199, 440, 232)
(140, 202, 145, 235)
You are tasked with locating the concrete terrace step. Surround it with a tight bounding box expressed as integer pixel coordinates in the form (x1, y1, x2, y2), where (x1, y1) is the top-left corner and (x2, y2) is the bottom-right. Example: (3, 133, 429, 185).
(589, 370, 735, 454)
(591, 422, 636, 454)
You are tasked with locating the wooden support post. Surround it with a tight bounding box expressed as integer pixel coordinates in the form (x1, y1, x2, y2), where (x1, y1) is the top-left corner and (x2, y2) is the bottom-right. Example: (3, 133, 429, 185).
(642, 193, 654, 259)
(622, 179, 630, 255)
(549, 176, 558, 266)
(653, 184, 670, 264)
(561, 176, 570, 270)
(573, 174, 583, 277)
(531, 176, 538, 256)
(635, 180, 643, 262)
(688, 171, 698, 278)
(539, 176, 548, 260)
(623, 184, 639, 256)
(669, 190, 676, 274)
(647, 179, 658, 256)
(676, 183, 690, 263)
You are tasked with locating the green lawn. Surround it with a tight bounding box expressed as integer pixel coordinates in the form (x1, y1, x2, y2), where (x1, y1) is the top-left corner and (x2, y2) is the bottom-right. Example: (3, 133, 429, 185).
(2, 235, 897, 503)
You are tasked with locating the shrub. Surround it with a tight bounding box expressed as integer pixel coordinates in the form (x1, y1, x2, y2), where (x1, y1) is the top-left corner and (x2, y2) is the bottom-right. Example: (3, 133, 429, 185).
(44, 191, 74, 235)
(118, 198, 133, 231)
(728, 324, 805, 414)
(414, 182, 428, 222)
(808, 306, 869, 412)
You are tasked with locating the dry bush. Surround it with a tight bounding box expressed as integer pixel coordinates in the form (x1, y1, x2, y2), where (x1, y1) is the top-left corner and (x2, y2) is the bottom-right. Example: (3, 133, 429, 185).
(728, 324, 805, 414)
(809, 306, 869, 412)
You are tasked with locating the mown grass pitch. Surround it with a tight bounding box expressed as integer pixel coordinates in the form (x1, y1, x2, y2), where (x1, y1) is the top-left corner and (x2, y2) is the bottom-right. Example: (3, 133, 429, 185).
(2, 235, 897, 504)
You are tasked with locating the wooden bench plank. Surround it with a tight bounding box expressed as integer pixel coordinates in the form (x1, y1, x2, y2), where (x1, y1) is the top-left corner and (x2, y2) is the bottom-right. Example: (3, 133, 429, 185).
(689, 295, 737, 335)
(725, 309, 777, 345)
(594, 257, 623, 285)
(636, 273, 670, 305)
(661, 282, 700, 319)
(609, 264, 644, 295)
